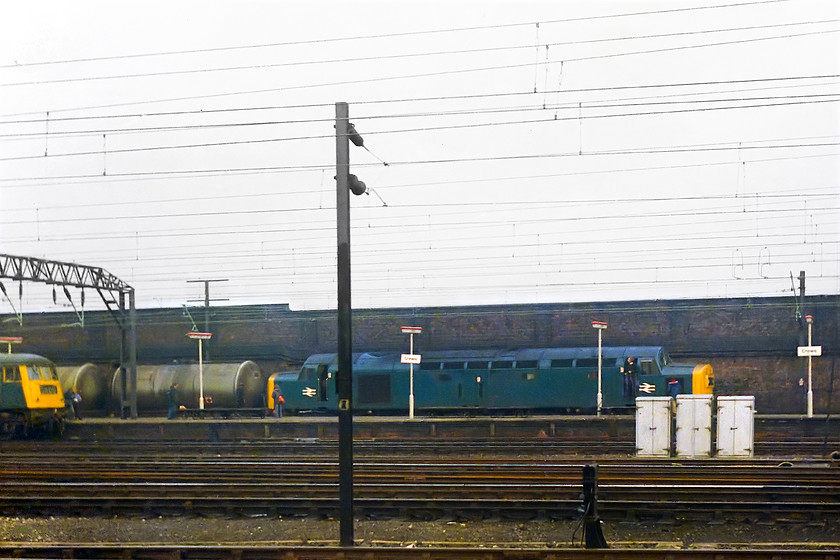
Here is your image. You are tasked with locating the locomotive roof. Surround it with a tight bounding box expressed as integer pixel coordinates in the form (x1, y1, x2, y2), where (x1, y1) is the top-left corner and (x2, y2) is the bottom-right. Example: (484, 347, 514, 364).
(0, 352, 55, 365)
(301, 346, 668, 368)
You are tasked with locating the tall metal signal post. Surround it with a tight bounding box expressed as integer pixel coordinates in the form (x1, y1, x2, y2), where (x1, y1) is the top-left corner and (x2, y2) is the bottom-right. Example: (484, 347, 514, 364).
(335, 101, 367, 547)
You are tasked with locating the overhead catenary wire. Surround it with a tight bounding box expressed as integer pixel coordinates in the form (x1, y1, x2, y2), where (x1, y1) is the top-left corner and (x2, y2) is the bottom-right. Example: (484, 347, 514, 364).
(5, 198, 835, 244)
(3, 89, 840, 141)
(0, 0, 796, 70)
(3, 27, 836, 117)
(2, 72, 837, 125)
(2, 0, 837, 311)
(2, 150, 837, 188)
(2, 112, 839, 164)
(2, 175, 833, 212)
(4, 19, 835, 87)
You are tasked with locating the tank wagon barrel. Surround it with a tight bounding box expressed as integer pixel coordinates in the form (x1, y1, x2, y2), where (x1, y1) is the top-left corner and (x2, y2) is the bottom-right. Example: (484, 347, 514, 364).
(56, 364, 109, 412)
(110, 362, 267, 411)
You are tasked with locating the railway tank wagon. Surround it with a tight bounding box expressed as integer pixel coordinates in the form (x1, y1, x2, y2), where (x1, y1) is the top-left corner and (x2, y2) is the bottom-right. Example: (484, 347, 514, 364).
(110, 361, 266, 412)
(270, 346, 714, 415)
(0, 353, 65, 436)
(56, 363, 110, 413)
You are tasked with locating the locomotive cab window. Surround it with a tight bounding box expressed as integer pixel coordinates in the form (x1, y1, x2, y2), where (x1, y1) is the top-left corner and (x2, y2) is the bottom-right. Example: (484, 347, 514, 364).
(467, 361, 488, 369)
(26, 365, 44, 380)
(27, 365, 57, 380)
(491, 361, 513, 369)
(3, 366, 21, 382)
(443, 362, 464, 370)
(639, 359, 659, 375)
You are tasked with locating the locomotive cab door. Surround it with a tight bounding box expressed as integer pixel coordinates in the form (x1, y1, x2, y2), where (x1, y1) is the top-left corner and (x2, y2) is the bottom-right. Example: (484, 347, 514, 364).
(637, 357, 663, 397)
(317, 365, 330, 402)
(0, 365, 23, 409)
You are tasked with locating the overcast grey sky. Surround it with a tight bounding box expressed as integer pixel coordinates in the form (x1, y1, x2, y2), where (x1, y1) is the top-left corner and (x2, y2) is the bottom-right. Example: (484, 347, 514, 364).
(1, 0, 838, 312)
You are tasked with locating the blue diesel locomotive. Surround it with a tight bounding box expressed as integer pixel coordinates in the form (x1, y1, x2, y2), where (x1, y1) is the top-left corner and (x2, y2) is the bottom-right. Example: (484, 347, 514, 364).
(267, 346, 714, 415)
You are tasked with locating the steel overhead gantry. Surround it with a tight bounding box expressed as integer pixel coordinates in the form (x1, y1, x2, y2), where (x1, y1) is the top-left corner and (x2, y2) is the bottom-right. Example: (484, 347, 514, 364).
(0, 254, 138, 419)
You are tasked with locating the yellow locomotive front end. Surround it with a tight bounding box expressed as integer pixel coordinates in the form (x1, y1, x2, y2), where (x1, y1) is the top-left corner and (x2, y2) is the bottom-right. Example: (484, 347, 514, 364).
(691, 363, 715, 395)
(1, 353, 65, 435)
(21, 360, 65, 413)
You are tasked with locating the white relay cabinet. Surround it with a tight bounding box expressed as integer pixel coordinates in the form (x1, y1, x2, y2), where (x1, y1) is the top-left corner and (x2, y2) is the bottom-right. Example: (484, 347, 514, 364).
(675, 394, 714, 458)
(635, 397, 673, 457)
(716, 395, 756, 457)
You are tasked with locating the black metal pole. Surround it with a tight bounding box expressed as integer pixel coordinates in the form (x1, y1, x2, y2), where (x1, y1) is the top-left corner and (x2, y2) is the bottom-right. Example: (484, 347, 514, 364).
(118, 290, 128, 419)
(128, 288, 137, 419)
(335, 101, 354, 547)
(581, 464, 608, 548)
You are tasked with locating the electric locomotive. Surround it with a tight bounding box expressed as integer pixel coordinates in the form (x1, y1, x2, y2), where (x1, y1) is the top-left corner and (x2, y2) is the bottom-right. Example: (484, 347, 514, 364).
(0, 353, 65, 436)
(268, 346, 713, 415)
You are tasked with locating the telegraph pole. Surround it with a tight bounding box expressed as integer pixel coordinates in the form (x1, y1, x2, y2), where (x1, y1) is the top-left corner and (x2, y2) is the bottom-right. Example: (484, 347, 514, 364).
(187, 278, 228, 361)
(797, 271, 806, 413)
(335, 101, 366, 547)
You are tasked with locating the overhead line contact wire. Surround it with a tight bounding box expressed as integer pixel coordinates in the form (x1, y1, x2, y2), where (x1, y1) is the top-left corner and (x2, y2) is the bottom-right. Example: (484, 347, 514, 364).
(3, 92, 839, 141)
(4, 25, 835, 116)
(1, 104, 838, 164)
(4, 19, 836, 87)
(10, 198, 836, 228)
(9, 203, 836, 243)
(2, 150, 837, 187)
(17, 208, 835, 254)
(73, 234, 840, 271)
(0, 0, 794, 69)
(5, 185, 835, 224)
(2, 73, 837, 123)
(114, 259, 840, 289)
(103, 241, 838, 275)
(19, 277, 840, 317)
(9, 211, 833, 254)
(362, 99, 840, 140)
(3, 184, 832, 213)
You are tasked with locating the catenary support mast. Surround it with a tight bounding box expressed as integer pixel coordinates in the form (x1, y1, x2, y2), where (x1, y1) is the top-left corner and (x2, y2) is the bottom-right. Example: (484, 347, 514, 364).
(0, 254, 137, 418)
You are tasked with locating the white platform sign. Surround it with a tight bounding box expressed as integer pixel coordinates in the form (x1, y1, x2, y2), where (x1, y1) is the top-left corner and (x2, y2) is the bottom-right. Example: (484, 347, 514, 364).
(401, 353, 422, 364)
(797, 346, 822, 357)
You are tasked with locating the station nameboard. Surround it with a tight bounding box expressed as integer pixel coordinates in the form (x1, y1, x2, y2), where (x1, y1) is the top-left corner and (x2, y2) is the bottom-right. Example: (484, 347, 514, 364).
(797, 346, 822, 357)
(401, 354, 422, 364)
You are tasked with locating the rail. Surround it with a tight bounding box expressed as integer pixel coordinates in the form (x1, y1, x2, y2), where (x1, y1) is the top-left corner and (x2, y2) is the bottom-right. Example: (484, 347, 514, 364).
(0, 544, 837, 559)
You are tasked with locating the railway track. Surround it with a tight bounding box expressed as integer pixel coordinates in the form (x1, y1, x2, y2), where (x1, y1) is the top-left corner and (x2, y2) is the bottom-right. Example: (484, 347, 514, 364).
(0, 544, 837, 559)
(0, 545, 837, 560)
(3, 438, 837, 458)
(0, 477, 835, 523)
(0, 443, 836, 523)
